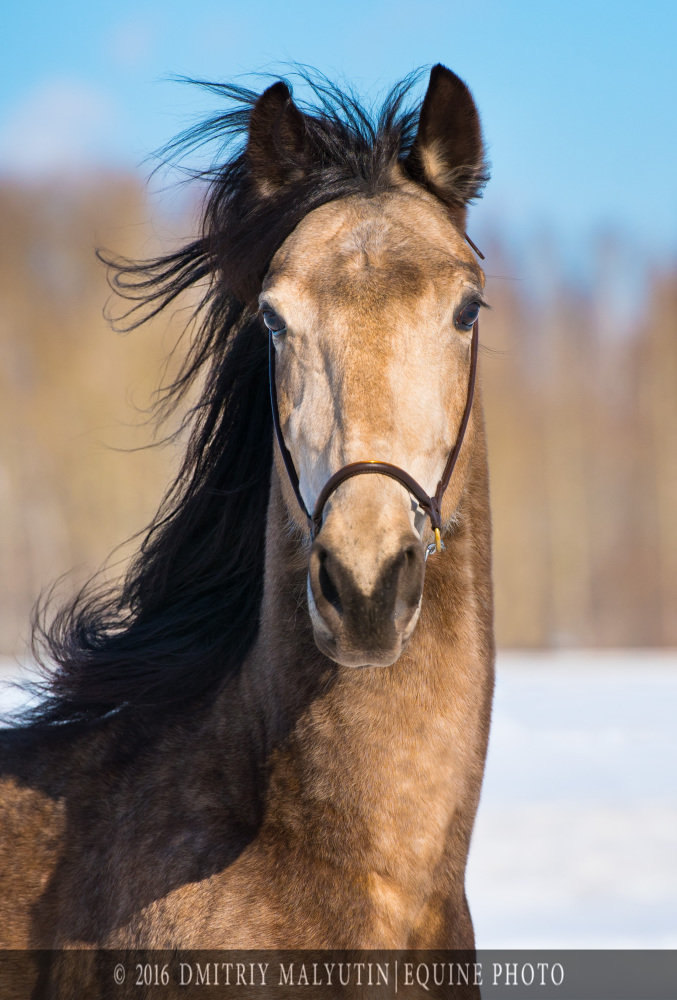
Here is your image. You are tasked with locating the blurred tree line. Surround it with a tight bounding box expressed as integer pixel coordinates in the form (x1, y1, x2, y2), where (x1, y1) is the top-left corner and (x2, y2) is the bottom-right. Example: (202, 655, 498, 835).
(0, 177, 675, 653)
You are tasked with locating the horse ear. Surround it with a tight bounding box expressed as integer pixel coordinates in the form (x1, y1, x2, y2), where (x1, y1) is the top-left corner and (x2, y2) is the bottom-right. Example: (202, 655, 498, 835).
(247, 81, 309, 195)
(405, 65, 488, 225)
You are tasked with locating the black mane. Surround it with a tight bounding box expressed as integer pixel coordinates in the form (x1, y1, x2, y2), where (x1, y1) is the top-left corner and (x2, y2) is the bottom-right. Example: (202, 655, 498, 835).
(24, 70, 443, 728)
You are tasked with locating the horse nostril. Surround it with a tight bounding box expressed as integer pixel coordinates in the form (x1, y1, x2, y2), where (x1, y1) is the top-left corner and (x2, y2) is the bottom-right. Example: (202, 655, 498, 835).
(394, 541, 425, 613)
(318, 548, 343, 616)
(403, 543, 419, 569)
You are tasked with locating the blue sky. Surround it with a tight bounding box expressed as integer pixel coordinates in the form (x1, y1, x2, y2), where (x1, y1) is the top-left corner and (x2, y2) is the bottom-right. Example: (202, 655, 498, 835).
(1, 1, 676, 271)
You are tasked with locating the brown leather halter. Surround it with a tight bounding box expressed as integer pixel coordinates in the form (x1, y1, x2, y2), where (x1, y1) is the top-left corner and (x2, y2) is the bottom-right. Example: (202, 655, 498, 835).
(268, 237, 483, 555)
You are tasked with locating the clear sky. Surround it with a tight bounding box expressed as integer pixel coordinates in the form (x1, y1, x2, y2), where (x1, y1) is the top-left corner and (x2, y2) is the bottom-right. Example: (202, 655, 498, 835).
(1, 0, 675, 270)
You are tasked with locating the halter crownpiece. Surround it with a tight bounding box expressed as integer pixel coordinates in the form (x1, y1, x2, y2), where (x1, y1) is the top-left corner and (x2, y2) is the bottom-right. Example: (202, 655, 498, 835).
(268, 236, 483, 557)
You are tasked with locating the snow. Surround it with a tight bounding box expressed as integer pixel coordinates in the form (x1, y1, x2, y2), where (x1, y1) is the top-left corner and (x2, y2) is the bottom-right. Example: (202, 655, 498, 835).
(466, 650, 677, 948)
(2, 650, 675, 947)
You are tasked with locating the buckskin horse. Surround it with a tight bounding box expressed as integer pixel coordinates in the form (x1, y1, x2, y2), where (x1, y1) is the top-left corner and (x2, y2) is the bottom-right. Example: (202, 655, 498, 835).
(0, 64, 494, 963)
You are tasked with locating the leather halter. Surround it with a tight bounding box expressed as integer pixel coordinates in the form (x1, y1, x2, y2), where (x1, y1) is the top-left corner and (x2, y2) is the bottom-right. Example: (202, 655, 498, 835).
(268, 238, 483, 553)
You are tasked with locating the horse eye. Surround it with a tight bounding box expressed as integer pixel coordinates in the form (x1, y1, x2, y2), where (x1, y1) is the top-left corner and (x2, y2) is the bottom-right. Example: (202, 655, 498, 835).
(455, 300, 481, 331)
(261, 307, 287, 335)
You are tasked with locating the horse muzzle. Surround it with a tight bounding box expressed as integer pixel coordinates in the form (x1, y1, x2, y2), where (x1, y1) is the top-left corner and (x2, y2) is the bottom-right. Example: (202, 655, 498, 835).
(307, 528, 425, 667)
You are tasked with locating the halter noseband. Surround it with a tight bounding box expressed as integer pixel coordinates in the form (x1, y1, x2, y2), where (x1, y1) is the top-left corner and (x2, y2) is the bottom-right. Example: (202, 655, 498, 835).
(268, 237, 483, 558)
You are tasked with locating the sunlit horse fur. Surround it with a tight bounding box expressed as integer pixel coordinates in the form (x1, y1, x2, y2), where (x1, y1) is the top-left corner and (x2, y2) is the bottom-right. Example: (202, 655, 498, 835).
(0, 65, 494, 957)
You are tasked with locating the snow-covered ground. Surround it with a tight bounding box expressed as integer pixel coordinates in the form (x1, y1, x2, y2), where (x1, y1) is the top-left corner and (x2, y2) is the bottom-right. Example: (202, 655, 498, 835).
(467, 649, 677, 948)
(1, 650, 675, 947)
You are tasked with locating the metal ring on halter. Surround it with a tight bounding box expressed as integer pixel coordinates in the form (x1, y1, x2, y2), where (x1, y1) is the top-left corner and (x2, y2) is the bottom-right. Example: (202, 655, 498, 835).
(425, 535, 446, 562)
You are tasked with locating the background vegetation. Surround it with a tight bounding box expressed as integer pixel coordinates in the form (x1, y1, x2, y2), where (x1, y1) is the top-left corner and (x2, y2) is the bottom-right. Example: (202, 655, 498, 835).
(1, 176, 675, 654)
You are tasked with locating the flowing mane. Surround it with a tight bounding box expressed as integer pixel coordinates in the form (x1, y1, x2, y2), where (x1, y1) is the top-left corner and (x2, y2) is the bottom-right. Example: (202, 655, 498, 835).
(26, 71, 489, 729)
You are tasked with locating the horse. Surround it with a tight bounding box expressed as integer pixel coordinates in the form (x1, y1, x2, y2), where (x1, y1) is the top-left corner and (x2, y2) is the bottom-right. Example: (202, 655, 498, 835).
(0, 63, 494, 967)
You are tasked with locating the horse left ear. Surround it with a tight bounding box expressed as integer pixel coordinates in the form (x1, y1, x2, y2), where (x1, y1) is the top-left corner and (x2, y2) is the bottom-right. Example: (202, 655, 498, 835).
(405, 65, 488, 225)
(247, 81, 309, 196)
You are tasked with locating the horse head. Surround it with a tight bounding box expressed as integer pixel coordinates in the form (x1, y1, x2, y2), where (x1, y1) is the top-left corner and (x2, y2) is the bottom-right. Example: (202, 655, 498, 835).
(252, 66, 487, 667)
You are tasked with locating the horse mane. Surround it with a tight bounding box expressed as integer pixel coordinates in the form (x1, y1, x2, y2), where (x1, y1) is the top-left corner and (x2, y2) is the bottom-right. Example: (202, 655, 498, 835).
(23, 69, 486, 728)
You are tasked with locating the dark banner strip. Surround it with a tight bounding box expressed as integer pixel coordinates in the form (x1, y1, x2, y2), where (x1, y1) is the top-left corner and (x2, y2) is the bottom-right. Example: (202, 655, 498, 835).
(0, 949, 675, 999)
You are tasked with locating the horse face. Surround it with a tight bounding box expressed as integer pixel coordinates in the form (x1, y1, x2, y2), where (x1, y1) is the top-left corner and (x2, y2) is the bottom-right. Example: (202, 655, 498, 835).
(261, 190, 484, 667)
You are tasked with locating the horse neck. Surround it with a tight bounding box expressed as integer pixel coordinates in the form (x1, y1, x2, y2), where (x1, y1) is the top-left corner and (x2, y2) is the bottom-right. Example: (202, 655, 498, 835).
(242, 415, 494, 875)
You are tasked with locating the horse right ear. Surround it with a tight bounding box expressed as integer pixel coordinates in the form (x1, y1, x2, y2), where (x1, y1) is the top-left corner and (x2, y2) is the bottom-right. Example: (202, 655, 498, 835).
(405, 65, 488, 225)
(247, 82, 309, 196)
